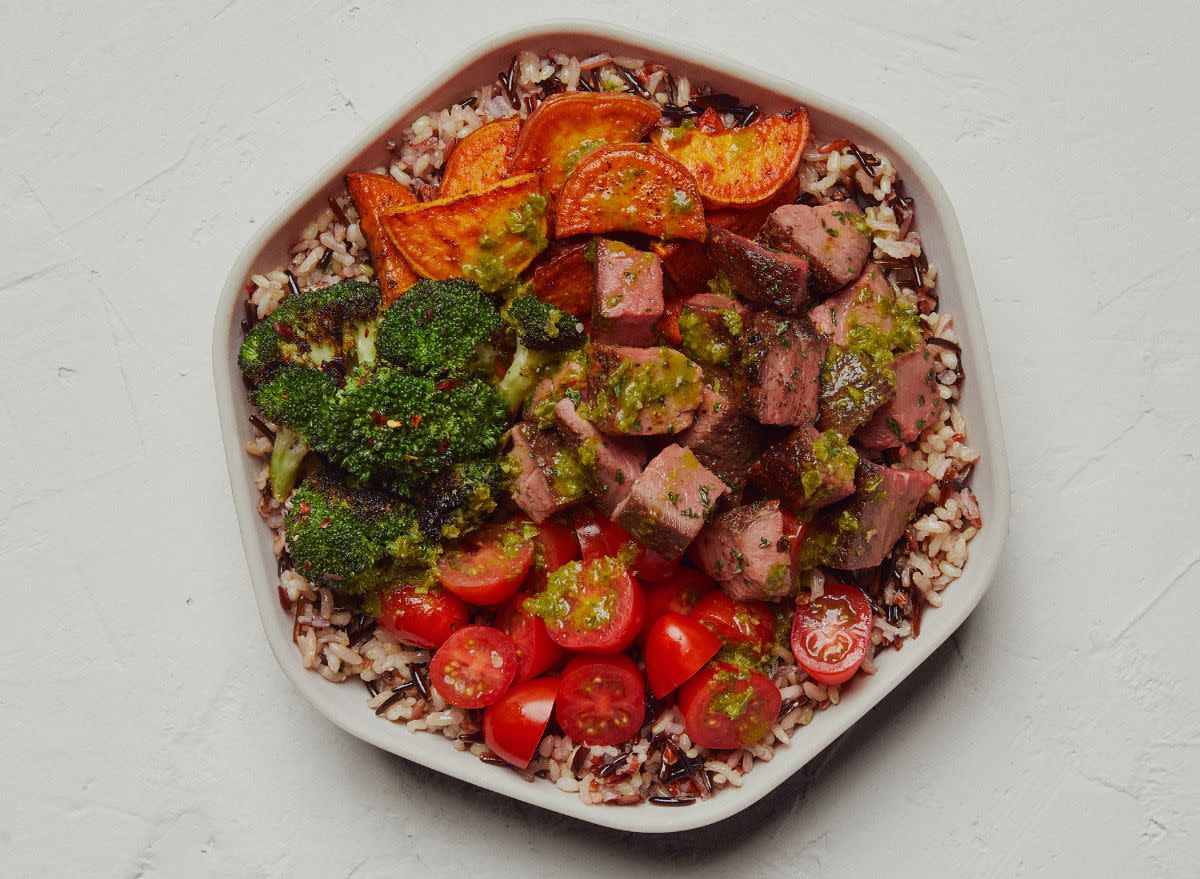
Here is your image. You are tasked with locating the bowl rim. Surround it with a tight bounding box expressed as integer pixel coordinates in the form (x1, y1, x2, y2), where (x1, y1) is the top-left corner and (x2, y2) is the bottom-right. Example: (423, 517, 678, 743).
(211, 18, 1011, 833)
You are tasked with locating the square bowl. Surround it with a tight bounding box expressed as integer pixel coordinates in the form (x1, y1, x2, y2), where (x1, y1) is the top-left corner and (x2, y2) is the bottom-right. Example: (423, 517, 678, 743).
(211, 20, 1011, 833)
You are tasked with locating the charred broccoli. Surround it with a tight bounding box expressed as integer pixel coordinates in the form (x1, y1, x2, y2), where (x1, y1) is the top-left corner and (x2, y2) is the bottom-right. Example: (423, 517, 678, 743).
(254, 366, 337, 499)
(376, 279, 501, 376)
(238, 280, 381, 384)
(416, 458, 504, 540)
(326, 366, 508, 489)
(496, 294, 585, 413)
(284, 471, 437, 590)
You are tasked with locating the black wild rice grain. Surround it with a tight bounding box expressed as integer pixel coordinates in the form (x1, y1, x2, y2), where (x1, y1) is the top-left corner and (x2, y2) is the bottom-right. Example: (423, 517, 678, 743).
(691, 92, 740, 110)
(569, 745, 588, 776)
(598, 754, 630, 779)
(412, 668, 429, 700)
(615, 66, 650, 99)
(374, 682, 416, 716)
(849, 143, 881, 173)
(249, 415, 275, 441)
(285, 270, 301, 298)
(457, 95, 479, 109)
(649, 795, 696, 806)
(327, 196, 350, 228)
(277, 585, 292, 613)
(457, 731, 484, 744)
(243, 299, 257, 327)
(318, 248, 334, 272)
(926, 336, 962, 355)
(480, 753, 510, 767)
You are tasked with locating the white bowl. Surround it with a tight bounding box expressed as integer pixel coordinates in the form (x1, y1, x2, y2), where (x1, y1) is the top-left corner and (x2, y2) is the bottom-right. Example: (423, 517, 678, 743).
(211, 20, 1011, 833)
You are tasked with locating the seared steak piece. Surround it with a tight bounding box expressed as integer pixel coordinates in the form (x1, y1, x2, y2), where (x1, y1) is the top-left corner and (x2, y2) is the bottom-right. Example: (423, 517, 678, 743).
(856, 346, 945, 449)
(675, 381, 765, 488)
(677, 293, 745, 368)
(816, 346, 896, 435)
(585, 343, 704, 436)
(612, 444, 728, 559)
(523, 354, 585, 428)
(808, 263, 898, 346)
(693, 499, 800, 601)
(747, 424, 858, 515)
(802, 459, 935, 570)
(591, 240, 664, 346)
(737, 309, 827, 426)
(552, 397, 647, 516)
(758, 200, 871, 295)
(706, 225, 810, 314)
(507, 423, 585, 523)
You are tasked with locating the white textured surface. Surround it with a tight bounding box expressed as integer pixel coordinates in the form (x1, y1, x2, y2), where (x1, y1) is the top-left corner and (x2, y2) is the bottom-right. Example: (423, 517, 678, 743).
(3, 1, 1198, 876)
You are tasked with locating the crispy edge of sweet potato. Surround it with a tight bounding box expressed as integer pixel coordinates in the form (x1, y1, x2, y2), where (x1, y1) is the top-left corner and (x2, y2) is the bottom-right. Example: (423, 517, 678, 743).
(345, 171, 419, 304)
(439, 117, 521, 198)
(528, 240, 594, 317)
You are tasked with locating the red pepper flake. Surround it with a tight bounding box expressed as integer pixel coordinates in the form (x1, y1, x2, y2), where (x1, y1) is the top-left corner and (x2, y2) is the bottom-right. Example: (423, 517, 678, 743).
(410, 415, 423, 429)
(434, 378, 461, 393)
(370, 410, 387, 426)
(318, 518, 332, 529)
(299, 502, 311, 515)
(273, 321, 298, 341)
(437, 437, 450, 454)
(818, 137, 851, 154)
(303, 560, 313, 570)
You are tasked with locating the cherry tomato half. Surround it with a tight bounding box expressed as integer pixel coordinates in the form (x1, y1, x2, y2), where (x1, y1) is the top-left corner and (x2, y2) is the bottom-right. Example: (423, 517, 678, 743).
(483, 676, 560, 768)
(436, 522, 534, 606)
(644, 612, 722, 698)
(678, 662, 781, 750)
(691, 591, 776, 660)
(555, 654, 647, 746)
(524, 557, 645, 653)
(573, 512, 679, 582)
(527, 520, 580, 592)
(495, 592, 565, 682)
(790, 583, 872, 686)
(640, 567, 717, 644)
(430, 625, 518, 708)
(377, 584, 469, 649)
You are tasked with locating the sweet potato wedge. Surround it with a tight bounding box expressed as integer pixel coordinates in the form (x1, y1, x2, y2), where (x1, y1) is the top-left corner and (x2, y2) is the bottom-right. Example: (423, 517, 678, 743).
(439, 118, 521, 198)
(345, 172, 419, 305)
(528, 241, 594, 317)
(510, 92, 662, 196)
(381, 173, 548, 292)
(555, 144, 705, 241)
(651, 108, 810, 208)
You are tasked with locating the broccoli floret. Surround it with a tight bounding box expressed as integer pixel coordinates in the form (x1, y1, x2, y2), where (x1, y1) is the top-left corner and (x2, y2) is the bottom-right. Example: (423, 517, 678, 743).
(238, 280, 381, 384)
(376, 279, 501, 376)
(417, 458, 504, 540)
(255, 366, 338, 499)
(285, 471, 437, 590)
(496, 295, 585, 413)
(327, 366, 508, 489)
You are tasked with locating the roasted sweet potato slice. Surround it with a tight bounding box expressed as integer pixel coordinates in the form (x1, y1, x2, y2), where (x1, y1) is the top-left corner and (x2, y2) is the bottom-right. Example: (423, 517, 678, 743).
(439, 118, 521, 198)
(510, 92, 663, 196)
(707, 172, 801, 237)
(555, 144, 705, 241)
(381, 173, 547, 292)
(345, 172, 419, 305)
(528, 241, 594, 317)
(651, 108, 810, 208)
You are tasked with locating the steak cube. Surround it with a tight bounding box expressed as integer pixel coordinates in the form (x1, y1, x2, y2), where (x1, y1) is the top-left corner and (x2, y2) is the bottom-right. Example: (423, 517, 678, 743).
(802, 459, 935, 570)
(759, 200, 871, 295)
(591, 240, 664, 346)
(706, 225, 811, 314)
(693, 499, 799, 601)
(506, 423, 586, 523)
(675, 380, 765, 488)
(523, 354, 586, 428)
(612, 444, 728, 559)
(856, 346, 946, 449)
(747, 424, 858, 515)
(737, 310, 827, 426)
(677, 293, 745, 368)
(808, 263, 898, 346)
(585, 344, 704, 436)
(552, 397, 647, 516)
(816, 346, 896, 435)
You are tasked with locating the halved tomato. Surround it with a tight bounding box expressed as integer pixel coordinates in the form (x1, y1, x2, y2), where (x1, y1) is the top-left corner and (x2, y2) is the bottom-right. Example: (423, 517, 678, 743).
(639, 567, 716, 644)
(436, 523, 534, 606)
(555, 654, 647, 746)
(429, 625, 518, 708)
(790, 583, 872, 686)
(555, 144, 706, 240)
(523, 557, 645, 653)
(651, 108, 810, 208)
(678, 662, 781, 750)
(690, 591, 776, 660)
(483, 676, 560, 768)
(572, 512, 680, 582)
(643, 612, 721, 698)
(528, 520, 579, 591)
(495, 592, 565, 682)
(376, 584, 469, 649)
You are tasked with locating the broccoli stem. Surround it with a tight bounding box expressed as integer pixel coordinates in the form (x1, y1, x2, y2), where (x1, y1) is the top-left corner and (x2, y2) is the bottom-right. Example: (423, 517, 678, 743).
(269, 426, 310, 500)
(345, 319, 379, 370)
(496, 344, 552, 414)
